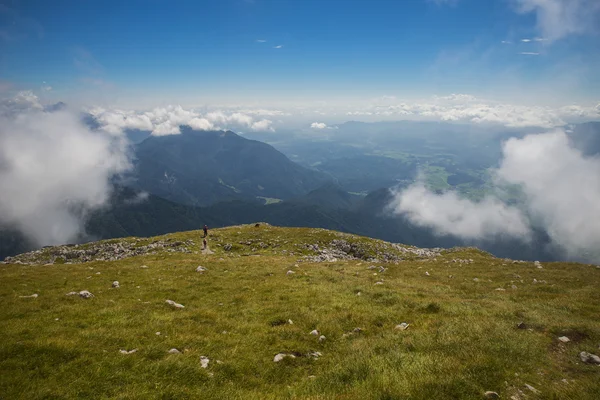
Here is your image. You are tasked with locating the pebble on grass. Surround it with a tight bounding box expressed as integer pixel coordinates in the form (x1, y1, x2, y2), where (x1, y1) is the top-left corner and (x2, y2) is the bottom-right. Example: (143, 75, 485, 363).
(395, 323, 410, 331)
(200, 356, 210, 368)
(274, 353, 295, 362)
(165, 299, 185, 308)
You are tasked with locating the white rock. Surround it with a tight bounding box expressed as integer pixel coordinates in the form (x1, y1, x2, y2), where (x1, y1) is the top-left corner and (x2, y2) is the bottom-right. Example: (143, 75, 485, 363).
(286, 270, 295, 275)
(395, 322, 410, 331)
(374, 281, 384, 285)
(200, 356, 210, 368)
(309, 329, 319, 336)
(511, 285, 518, 289)
(287, 319, 293, 325)
(484, 391, 500, 399)
(308, 351, 322, 359)
(119, 349, 137, 354)
(273, 353, 295, 362)
(425, 271, 430, 276)
(95, 272, 101, 275)
(495, 288, 506, 291)
(165, 299, 185, 308)
(140, 265, 149, 269)
(155, 332, 161, 335)
(319, 335, 326, 342)
(558, 336, 570, 343)
(524, 384, 540, 394)
(196, 266, 207, 273)
(112, 281, 120, 288)
(356, 291, 361, 296)
(19, 293, 38, 298)
(473, 278, 479, 282)
(78, 290, 94, 299)
(580, 351, 600, 364)
(168, 348, 181, 354)
(66, 291, 78, 296)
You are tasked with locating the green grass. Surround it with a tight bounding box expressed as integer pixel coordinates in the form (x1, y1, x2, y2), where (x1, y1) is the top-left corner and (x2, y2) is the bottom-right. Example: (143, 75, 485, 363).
(256, 196, 283, 205)
(1, 225, 600, 399)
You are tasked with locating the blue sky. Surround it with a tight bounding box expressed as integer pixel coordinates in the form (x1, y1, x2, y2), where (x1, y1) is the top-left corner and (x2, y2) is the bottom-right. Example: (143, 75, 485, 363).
(1, 0, 599, 108)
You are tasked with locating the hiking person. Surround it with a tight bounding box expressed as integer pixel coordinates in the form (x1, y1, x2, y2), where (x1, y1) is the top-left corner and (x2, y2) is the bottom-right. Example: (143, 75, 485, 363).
(203, 224, 208, 238)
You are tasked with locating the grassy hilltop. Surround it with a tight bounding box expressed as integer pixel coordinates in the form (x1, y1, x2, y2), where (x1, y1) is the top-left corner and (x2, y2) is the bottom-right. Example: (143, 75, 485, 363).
(1, 224, 599, 399)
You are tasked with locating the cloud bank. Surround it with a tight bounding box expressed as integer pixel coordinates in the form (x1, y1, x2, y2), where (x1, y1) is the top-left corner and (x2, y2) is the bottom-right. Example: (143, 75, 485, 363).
(90, 106, 275, 135)
(0, 93, 131, 247)
(389, 129, 600, 262)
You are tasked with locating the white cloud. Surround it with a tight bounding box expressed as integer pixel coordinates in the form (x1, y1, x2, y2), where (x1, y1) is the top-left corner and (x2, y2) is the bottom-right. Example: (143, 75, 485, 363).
(389, 129, 600, 262)
(0, 102, 131, 247)
(345, 94, 599, 128)
(311, 122, 328, 129)
(389, 184, 531, 240)
(521, 38, 532, 42)
(273, 45, 283, 49)
(514, 0, 600, 41)
(250, 119, 274, 131)
(501, 40, 512, 44)
(519, 52, 540, 55)
(90, 106, 278, 135)
(256, 39, 267, 43)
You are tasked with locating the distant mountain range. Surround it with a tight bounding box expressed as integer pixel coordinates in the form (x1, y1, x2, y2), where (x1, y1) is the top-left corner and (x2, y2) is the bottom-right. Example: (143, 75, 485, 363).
(128, 127, 328, 206)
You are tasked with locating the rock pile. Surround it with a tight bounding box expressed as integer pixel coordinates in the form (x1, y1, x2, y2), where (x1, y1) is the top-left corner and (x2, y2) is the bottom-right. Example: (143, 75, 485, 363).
(5, 238, 195, 265)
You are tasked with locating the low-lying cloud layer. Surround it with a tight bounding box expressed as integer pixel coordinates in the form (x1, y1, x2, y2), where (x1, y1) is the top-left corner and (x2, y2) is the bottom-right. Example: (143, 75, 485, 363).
(0, 93, 131, 246)
(90, 106, 275, 136)
(389, 129, 600, 262)
(347, 95, 600, 128)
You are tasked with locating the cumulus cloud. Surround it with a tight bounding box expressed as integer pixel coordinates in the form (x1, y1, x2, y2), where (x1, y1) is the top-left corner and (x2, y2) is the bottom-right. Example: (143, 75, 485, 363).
(273, 45, 283, 49)
(311, 122, 328, 129)
(89, 106, 275, 135)
(346, 94, 599, 128)
(389, 129, 600, 262)
(0, 95, 131, 247)
(514, 0, 600, 41)
(389, 184, 531, 240)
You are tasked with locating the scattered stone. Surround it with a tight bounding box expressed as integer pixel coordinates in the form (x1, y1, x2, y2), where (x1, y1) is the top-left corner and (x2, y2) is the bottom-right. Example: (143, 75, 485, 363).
(579, 351, 600, 364)
(156, 332, 161, 336)
(511, 285, 518, 289)
(200, 356, 210, 368)
(288, 319, 294, 325)
(19, 293, 38, 298)
(517, 322, 528, 330)
(140, 265, 149, 269)
(274, 353, 295, 362)
(374, 281, 384, 285)
(318, 335, 326, 342)
(224, 244, 232, 251)
(310, 329, 319, 336)
(119, 349, 137, 355)
(165, 299, 185, 309)
(286, 270, 295, 275)
(77, 290, 94, 299)
(524, 384, 540, 394)
(534, 261, 542, 269)
(353, 327, 363, 333)
(395, 322, 410, 331)
(484, 391, 500, 399)
(495, 288, 506, 291)
(196, 266, 207, 273)
(558, 336, 570, 343)
(425, 271, 430, 276)
(308, 351, 322, 359)
(112, 281, 120, 288)
(168, 348, 181, 354)
(473, 278, 479, 282)
(308, 375, 317, 379)
(356, 291, 361, 296)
